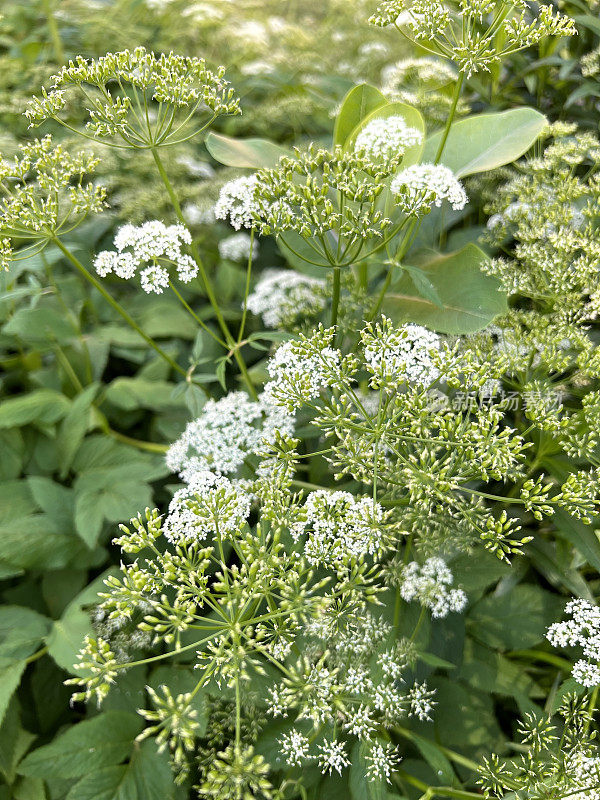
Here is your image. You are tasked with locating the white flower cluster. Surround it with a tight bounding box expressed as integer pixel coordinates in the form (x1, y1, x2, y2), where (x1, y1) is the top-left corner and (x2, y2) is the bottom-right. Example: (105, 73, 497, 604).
(566, 753, 600, 800)
(407, 681, 437, 720)
(362, 318, 442, 388)
(218, 232, 257, 262)
(246, 268, 326, 328)
(166, 390, 294, 483)
(214, 175, 259, 230)
(547, 599, 600, 687)
(94, 221, 197, 294)
(292, 490, 385, 566)
(400, 558, 467, 618)
(354, 115, 423, 163)
(264, 327, 343, 411)
(391, 163, 468, 211)
(163, 470, 251, 543)
(317, 739, 351, 775)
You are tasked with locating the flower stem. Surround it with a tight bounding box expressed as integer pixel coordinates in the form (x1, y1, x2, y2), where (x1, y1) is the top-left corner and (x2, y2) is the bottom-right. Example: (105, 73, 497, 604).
(52, 237, 187, 378)
(24, 645, 48, 665)
(169, 281, 226, 347)
(150, 147, 258, 399)
(331, 266, 341, 329)
(434, 73, 465, 165)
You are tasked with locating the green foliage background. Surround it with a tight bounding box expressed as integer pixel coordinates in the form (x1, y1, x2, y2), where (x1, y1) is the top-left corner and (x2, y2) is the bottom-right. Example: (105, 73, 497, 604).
(1, 1, 600, 798)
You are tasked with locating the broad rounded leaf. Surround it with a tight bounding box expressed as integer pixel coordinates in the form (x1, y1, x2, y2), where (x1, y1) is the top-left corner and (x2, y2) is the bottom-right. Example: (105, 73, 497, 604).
(205, 132, 287, 168)
(382, 243, 507, 334)
(333, 83, 387, 148)
(423, 108, 547, 177)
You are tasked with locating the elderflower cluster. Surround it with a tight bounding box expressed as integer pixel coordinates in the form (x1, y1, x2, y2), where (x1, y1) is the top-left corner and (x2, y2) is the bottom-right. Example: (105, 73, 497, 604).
(264, 326, 350, 411)
(246, 269, 326, 328)
(292, 490, 386, 566)
(94, 221, 197, 294)
(362, 317, 442, 387)
(27, 47, 240, 148)
(353, 114, 423, 162)
(164, 471, 251, 543)
(399, 558, 468, 618)
(391, 163, 468, 211)
(547, 599, 600, 687)
(214, 175, 260, 230)
(166, 390, 294, 483)
(369, 0, 576, 77)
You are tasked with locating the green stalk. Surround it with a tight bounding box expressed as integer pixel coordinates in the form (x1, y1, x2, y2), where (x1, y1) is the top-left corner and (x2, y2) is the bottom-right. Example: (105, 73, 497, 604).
(52, 237, 187, 378)
(151, 147, 258, 399)
(434, 73, 465, 165)
(331, 266, 341, 329)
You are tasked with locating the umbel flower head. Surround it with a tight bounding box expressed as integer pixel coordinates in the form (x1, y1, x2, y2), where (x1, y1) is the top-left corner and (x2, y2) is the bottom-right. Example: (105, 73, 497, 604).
(0, 135, 106, 269)
(93, 220, 197, 294)
(547, 599, 600, 687)
(26, 47, 240, 149)
(246, 268, 327, 329)
(250, 144, 425, 267)
(166, 390, 294, 483)
(369, 0, 576, 77)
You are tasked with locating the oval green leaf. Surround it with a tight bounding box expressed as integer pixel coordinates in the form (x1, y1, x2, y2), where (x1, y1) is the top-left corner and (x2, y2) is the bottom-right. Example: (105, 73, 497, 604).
(382, 243, 507, 334)
(205, 132, 287, 169)
(333, 83, 387, 148)
(423, 107, 547, 177)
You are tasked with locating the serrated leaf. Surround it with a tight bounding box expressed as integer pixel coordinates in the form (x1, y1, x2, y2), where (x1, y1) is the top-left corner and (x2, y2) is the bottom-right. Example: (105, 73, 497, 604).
(0, 515, 84, 570)
(56, 384, 98, 479)
(104, 378, 184, 412)
(552, 510, 600, 574)
(46, 570, 119, 674)
(27, 477, 74, 531)
(382, 244, 507, 334)
(0, 662, 27, 729)
(64, 740, 174, 800)
(18, 712, 142, 780)
(0, 390, 70, 429)
(0, 607, 50, 667)
(468, 584, 563, 651)
(3, 305, 78, 344)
